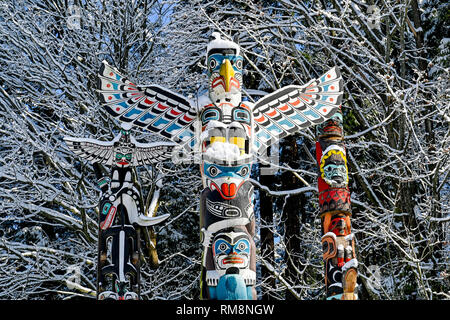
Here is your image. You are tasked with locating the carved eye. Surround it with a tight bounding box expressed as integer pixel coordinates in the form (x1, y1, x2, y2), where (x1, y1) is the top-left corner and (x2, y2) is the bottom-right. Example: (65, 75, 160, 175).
(235, 59, 243, 70)
(115, 153, 123, 160)
(218, 243, 228, 252)
(236, 241, 247, 252)
(201, 108, 221, 125)
(208, 165, 221, 177)
(209, 58, 217, 71)
(233, 108, 250, 124)
(237, 166, 249, 177)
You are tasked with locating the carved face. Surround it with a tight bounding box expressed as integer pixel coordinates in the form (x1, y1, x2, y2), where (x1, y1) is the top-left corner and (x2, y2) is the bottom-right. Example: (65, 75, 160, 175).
(202, 161, 251, 200)
(212, 231, 250, 271)
(201, 104, 251, 127)
(114, 146, 133, 168)
(207, 33, 242, 106)
(113, 128, 134, 168)
(320, 146, 348, 188)
(316, 110, 343, 138)
(200, 104, 253, 161)
(200, 114, 252, 199)
(329, 216, 348, 236)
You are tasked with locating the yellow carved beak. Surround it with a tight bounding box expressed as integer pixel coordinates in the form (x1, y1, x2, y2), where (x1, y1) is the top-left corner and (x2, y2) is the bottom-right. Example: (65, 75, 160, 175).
(219, 59, 235, 92)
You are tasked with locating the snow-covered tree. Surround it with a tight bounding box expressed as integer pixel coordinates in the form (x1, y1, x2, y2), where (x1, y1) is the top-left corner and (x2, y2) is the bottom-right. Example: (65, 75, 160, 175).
(173, 0, 449, 300)
(0, 0, 447, 300)
(0, 0, 203, 299)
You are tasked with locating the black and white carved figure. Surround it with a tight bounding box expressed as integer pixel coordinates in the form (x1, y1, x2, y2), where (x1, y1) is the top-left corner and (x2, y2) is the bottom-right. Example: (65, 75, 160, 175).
(65, 124, 175, 299)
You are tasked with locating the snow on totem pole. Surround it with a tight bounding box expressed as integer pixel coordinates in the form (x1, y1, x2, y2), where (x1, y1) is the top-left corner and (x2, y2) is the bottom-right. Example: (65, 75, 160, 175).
(94, 32, 352, 300)
(199, 35, 256, 300)
(64, 117, 174, 300)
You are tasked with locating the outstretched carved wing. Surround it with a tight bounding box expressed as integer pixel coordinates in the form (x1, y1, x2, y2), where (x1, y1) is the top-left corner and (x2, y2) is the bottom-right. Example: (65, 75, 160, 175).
(131, 138, 177, 166)
(64, 137, 176, 166)
(97, 61, 198, 152)
(64, 137, 115, 165)
(252, 67, 343, 156)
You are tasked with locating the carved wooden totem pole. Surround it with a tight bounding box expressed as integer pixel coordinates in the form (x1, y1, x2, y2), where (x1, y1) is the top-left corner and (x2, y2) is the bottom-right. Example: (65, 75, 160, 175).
(93, 32, 353, 300)
(65, 124, 174, 300)
(316, 109, 358, 300)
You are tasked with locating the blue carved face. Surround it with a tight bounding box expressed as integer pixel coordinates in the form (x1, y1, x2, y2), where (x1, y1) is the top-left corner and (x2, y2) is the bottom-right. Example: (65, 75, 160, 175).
(202, 161, 251, 199)
(213, 231, 251, 270)
(320, 147, 348, 187)
(207, 53, 243, 77)
(207, 51, 243, 105)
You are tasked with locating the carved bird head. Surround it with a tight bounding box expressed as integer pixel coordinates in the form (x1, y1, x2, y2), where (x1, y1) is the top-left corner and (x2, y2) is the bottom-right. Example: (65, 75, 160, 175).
(207, 32, 243, 107)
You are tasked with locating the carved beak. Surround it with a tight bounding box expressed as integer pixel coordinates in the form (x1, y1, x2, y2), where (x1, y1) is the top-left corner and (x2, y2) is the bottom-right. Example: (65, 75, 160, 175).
(219, 59, 235, 92)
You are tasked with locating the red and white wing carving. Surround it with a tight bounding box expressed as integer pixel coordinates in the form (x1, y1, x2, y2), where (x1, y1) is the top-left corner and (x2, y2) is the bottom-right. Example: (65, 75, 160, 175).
(252, 67, 343, 156)
(97, 61, 198, 153)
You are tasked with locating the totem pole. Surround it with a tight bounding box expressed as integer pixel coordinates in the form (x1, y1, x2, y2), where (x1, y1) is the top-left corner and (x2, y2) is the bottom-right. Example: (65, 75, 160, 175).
(316, 109, 358, 300)
(64, 124, 174, 299)
(199, 36, 256, 300)
(95, 32, 346, 300)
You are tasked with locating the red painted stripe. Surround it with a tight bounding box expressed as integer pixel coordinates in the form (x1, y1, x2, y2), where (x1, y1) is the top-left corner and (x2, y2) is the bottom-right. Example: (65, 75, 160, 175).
(212, 84, 223, 89)
(156, 103, 169, 110)
(100, 207, 116, 230)
(267, 109, 277, 117)
(240, 104, 250, 111)
(255, 115, 265, 122)
(170, 109, 182, 116)
(212, 79, 225, 89)
(230, 78, 241, 89)
(279, 104, 289, 111)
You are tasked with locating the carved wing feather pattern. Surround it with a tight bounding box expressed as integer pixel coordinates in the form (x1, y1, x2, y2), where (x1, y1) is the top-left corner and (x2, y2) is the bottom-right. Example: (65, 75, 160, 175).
(64, 137, 115, 165)
(97, 61, 197, 152)
(252, 67, 343, 156)
(64, 137, 177, 166)
(132, 141, 177, 166)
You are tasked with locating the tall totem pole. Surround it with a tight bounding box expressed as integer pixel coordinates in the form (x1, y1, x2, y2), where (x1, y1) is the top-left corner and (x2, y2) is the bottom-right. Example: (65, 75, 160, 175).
(93, 32, 355, 300)
(316, 109, 358, 300)
(65, 124, 174, 300)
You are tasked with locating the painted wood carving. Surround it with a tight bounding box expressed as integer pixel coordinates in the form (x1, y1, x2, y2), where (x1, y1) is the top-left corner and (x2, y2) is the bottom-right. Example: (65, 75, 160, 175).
(94, 32, 353, 300)
(64, 124, 174, 299)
